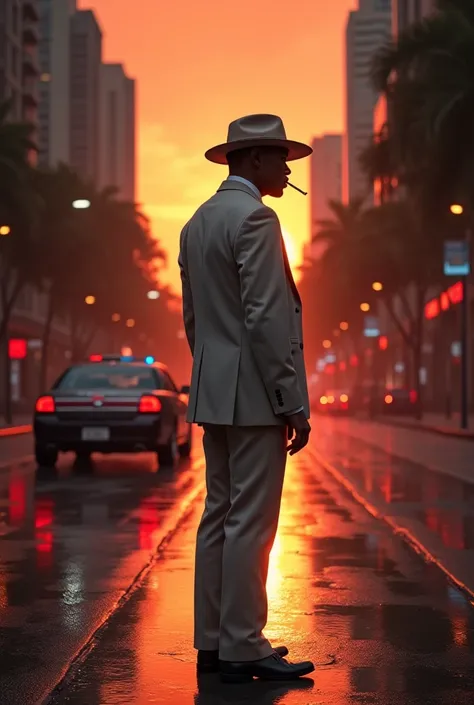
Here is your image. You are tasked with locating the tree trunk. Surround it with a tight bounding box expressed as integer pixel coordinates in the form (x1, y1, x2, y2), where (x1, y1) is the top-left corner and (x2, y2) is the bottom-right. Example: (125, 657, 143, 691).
(412, 287, 426, 421)
(0, 276, 24, 425)
(39, 293, 55, 392)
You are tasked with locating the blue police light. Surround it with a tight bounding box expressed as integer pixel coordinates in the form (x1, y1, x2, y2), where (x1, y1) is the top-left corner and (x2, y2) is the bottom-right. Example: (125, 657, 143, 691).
(121, 355, 134, 362)
(144, 355, 155, 365)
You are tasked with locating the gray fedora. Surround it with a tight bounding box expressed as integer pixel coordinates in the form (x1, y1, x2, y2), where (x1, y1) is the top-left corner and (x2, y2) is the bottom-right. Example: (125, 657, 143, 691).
(205, 114, 313, 165)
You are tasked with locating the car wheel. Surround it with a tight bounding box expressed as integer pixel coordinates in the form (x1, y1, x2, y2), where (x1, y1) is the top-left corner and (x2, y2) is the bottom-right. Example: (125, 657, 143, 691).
(178, 428, 192, 458)
(35, 445, 58, 468)
(157, 431, 178, 468)
(75, 451, 91, 463)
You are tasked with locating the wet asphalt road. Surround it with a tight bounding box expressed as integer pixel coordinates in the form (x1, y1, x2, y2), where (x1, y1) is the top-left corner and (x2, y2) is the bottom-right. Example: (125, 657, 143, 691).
(0, 434, 203, 705)
(2, 423, 474, 704)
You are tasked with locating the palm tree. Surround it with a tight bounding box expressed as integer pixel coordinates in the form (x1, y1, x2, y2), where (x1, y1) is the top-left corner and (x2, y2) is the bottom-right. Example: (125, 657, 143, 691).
(371, 0, 474, 213)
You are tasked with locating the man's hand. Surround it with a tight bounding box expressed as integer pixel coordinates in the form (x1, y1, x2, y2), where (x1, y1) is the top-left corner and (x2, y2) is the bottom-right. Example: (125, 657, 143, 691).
(286, 410, 311, 455)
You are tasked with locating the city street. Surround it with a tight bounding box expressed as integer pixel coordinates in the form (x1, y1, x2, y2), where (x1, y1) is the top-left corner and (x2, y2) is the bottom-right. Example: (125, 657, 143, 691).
(1, 421, 474, 704)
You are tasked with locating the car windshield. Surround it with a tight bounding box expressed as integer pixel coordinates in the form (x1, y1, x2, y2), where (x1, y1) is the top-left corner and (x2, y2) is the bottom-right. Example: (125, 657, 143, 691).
(57, 365, 158, 390)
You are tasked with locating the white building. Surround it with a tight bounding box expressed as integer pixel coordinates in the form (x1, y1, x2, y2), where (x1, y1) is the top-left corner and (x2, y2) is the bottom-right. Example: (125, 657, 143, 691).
(344, 0, 392, 203)
(38, 0, 77, 167)
(308, 134, 342, 260)
(99, 63, 136, 201)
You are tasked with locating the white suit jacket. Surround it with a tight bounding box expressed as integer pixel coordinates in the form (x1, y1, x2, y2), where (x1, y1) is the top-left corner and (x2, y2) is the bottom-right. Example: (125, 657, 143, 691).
(178, 178, 309, 426)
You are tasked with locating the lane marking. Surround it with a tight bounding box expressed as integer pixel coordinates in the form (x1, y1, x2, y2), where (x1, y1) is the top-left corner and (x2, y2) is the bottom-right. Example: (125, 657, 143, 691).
(308, 445, 474, 603)
(0, 424, 32, 438)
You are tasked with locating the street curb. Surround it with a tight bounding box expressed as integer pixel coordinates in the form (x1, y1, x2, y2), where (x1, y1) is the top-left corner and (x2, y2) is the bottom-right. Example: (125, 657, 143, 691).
(376, 417, 474, 441)
(308, 446, 474, 604)
(42, 476, 205, 705)
(0, 424, 32, 438)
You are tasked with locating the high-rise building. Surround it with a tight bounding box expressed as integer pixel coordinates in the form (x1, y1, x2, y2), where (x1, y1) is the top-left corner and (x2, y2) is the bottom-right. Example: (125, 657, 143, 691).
(69, 9, 102, 184)
(0, 1, 40, 129)
(392, 0, 434, 36)
(99, 63, 136, 201)
(344, 0, 392, 203)
(308, 134, 342, 260)
(38, 0, 76, 166)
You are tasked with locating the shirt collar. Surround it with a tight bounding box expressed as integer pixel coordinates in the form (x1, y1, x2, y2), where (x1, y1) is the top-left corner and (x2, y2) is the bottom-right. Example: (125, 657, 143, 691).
(227, 175, 261, 199)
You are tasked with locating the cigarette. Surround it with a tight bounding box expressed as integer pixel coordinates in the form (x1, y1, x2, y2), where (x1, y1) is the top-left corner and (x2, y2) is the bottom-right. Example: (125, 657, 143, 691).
(287, 182, 307, 196)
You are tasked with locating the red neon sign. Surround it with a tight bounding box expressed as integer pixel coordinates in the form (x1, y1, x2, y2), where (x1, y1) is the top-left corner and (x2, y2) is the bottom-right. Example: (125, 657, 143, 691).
(425, 281, 464, 320)
(8, 338, 27, 359)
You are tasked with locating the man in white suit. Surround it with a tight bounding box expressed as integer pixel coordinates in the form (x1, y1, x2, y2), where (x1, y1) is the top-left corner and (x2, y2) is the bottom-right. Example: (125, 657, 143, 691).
(179, 114, 314, 683)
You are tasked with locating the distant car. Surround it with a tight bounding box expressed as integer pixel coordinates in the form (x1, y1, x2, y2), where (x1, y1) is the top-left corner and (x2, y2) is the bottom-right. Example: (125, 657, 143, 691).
(34, 355, 192, 469)
(380, 388, 418, 415)
(316, 389, 352, 415)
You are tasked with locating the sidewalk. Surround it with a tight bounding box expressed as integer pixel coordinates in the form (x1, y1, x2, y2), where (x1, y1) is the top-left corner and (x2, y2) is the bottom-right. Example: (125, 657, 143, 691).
(381, 412, 474, 439)
(49, 450, 474, 705)
(325, 416, 474, 486)
(0, 414, 32, 437)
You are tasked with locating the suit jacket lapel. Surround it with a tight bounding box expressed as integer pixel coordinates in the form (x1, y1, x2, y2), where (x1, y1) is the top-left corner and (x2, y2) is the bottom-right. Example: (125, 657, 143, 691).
(280, 236, 301, 303)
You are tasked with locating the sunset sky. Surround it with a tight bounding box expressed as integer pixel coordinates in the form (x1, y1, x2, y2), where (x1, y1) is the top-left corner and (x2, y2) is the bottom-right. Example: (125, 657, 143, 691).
(78, 0, 355, 292)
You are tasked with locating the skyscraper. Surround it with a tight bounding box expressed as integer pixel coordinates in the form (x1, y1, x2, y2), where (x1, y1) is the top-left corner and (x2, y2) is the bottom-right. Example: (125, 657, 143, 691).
(99, 63, 136, 201)
(70, 9, 102, 184)
(308, 134, 342, 260)
(392, 0, 434, 36)
(344, 0, 392, 203)
(0, 0, 40, 130)
(38, 0, 77, 166)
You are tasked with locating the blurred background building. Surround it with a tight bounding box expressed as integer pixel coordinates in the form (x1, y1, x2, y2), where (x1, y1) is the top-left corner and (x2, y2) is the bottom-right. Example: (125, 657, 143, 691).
(344, 0, 392, 203)
(99, 63, 136, 201)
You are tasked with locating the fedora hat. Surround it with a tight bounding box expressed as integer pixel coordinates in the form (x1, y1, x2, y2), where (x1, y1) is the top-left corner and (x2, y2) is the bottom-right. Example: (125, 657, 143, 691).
(205, 114, 313, 165)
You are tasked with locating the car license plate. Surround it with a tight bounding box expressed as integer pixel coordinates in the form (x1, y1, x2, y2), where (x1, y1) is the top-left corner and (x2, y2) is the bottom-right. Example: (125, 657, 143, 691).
(81, 427, 110, 441)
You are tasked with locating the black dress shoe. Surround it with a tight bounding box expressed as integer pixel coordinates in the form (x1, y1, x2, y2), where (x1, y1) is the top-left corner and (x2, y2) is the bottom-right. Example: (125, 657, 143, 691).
(219, 651, 315, 683)
(197, 645, 289, 674)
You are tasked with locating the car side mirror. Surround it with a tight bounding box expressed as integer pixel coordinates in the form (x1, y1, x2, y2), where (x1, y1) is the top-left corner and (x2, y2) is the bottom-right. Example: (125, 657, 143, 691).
(180, 385, 190, 395)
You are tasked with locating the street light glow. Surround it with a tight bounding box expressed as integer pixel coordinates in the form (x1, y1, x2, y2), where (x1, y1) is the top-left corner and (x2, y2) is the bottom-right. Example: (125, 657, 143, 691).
(147, 290, 160, 300)
(372, 281, 383, 292)
(322, 339, 332, 349)
(360, 302, 370, 312)
(85, 295, 96, 305)
(111, 313, 120, 322)
(450, 204, 464, 215)
(0, 225, 11, 236)
(126, 318, 135, 328)
(72, 199, 91, 209)
(340, 321, 349, 331)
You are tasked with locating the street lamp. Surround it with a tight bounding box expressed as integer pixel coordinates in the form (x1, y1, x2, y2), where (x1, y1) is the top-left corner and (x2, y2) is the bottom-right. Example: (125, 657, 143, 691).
(340, 321, 349, 331)
(449, 203, 470, 430)
(72, 199, 91, 209)
(85, 295, 96, 305)
(322, 339, 332, 349)
(372, 281, 383, 292)
(111, 313, 121, 322)
(0, 225, 11, 236)
(147, 290, 160, 300)
(126, 318, 135, 328)
(360, 302, 370, 312)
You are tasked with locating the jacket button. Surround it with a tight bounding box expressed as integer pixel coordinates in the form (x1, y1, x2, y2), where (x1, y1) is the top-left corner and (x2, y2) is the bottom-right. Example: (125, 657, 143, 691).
(295, 307, 300, 313)
(300, 343, 304, 350)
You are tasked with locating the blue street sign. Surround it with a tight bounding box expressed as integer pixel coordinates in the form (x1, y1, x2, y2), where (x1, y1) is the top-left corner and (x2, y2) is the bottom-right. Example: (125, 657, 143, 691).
(364, 316, 380, 338)
(444, 241, 470, 276)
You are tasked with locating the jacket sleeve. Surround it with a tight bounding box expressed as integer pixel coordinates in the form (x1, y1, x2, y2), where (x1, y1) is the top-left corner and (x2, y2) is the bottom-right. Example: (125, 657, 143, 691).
(234, 206, 303, 415)
(178, 224, 195, 355)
